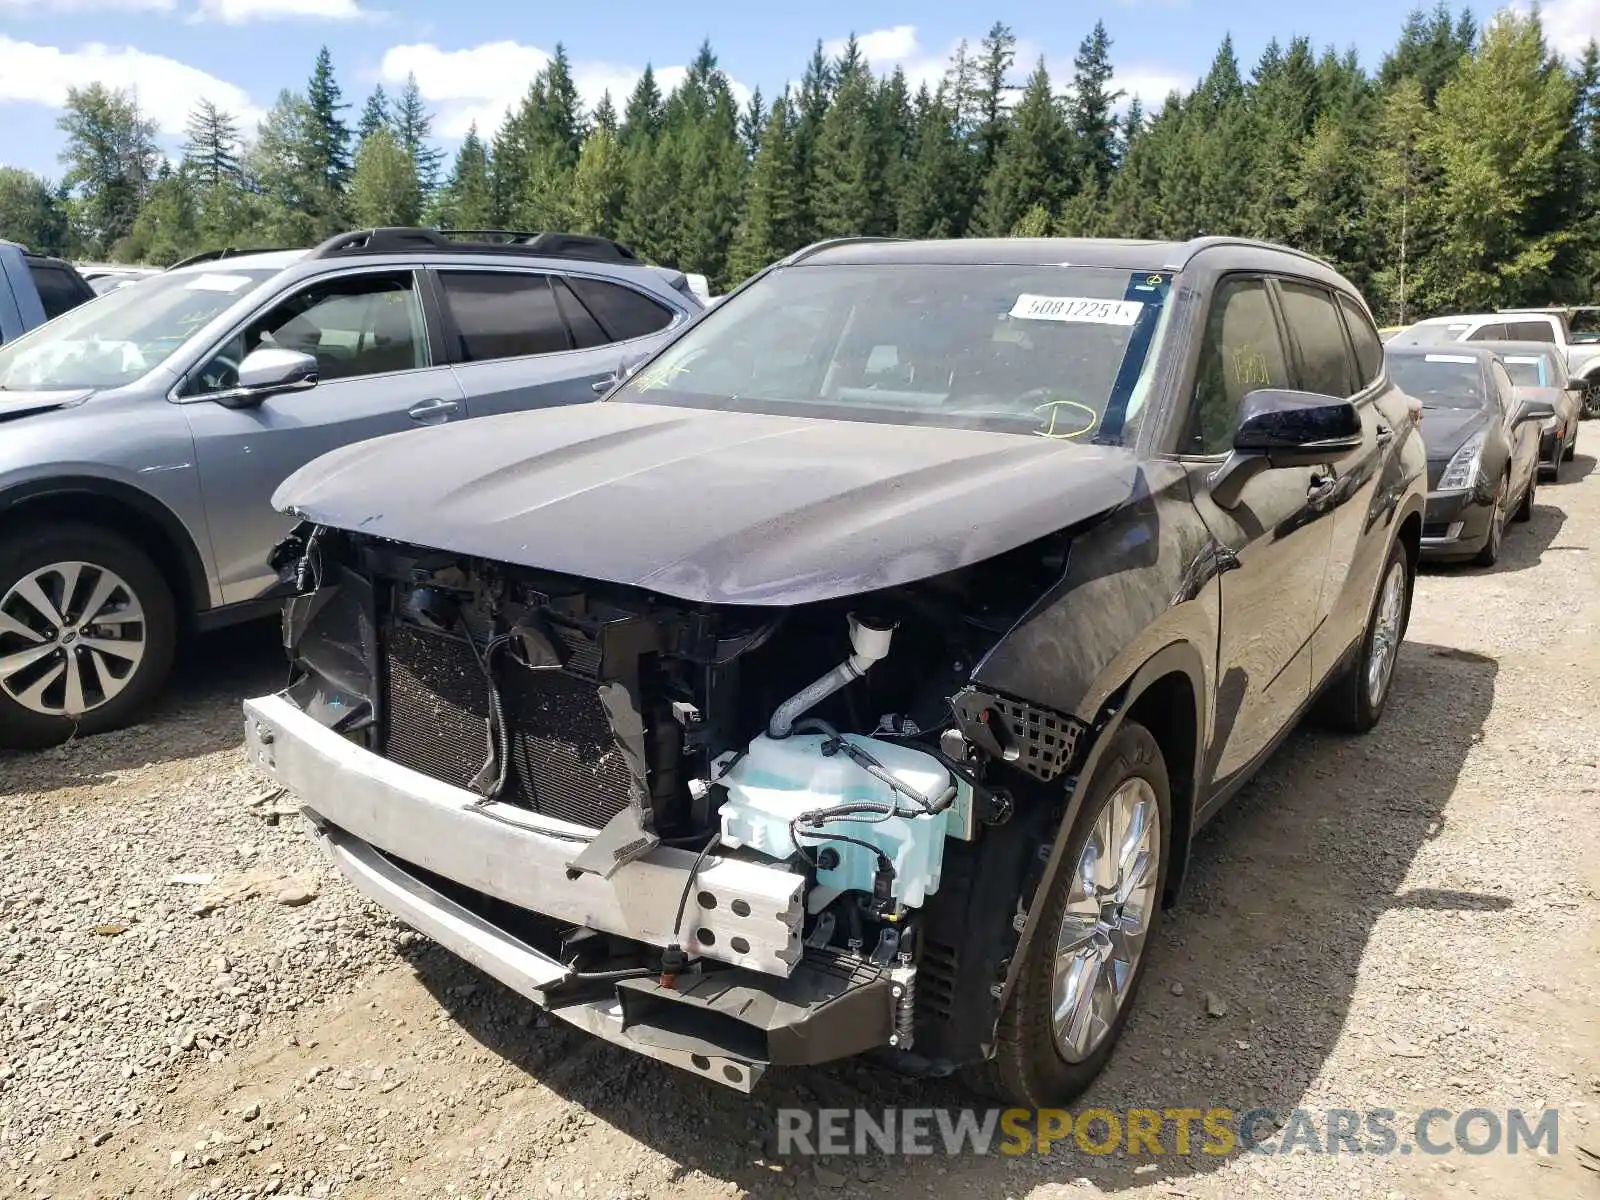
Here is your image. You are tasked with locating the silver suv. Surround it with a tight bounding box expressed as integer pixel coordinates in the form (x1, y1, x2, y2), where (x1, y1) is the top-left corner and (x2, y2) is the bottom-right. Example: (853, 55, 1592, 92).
(0, 227, 701, 747)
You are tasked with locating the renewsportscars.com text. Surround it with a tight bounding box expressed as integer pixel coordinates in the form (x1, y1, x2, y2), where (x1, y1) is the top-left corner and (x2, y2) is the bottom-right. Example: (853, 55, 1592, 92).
(775, 1107, 1560, 1158)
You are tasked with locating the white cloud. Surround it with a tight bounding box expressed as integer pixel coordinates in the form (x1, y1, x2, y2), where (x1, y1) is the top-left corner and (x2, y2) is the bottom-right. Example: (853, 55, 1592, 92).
(818, 25, 1190, 112)
(378, 41, 750, 140)
(0, 36, 262, 134)
(1519, 0, 1598, 58)
(0, 0, 173, 11)
(192, 0, 366, 23)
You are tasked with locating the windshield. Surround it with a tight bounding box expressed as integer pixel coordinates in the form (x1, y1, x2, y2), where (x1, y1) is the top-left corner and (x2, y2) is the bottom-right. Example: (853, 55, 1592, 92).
(0, 268, 276, 390)
(1389, 321, 1474, 347)
(613, 262, 1175, 440)
(1385, 353, 1488, 409)
(1501, 355, 1548, 387)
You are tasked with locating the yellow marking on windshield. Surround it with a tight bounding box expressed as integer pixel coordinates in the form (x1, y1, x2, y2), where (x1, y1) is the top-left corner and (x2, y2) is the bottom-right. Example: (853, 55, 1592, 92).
(1033, 398, 1098, 439)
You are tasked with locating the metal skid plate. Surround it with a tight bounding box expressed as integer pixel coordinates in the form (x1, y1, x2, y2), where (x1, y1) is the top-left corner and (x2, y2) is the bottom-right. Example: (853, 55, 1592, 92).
(244, 693, 803, 976)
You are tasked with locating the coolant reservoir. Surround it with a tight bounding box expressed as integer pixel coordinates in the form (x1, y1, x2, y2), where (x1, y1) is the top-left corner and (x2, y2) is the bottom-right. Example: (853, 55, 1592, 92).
(715, 734, 961, 908)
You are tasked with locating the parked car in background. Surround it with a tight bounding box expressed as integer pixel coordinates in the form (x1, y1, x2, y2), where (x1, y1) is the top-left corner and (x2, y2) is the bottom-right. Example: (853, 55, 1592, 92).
(1390, 307, 1600, 417)
(77, 264, 162, 295)
(0, 242, 95, 344)
(1470, 339, 1583, 478)
(1384, 344, 1554, 566)
(244, 234, 1426, 1106)
(0, 226, 702, 748)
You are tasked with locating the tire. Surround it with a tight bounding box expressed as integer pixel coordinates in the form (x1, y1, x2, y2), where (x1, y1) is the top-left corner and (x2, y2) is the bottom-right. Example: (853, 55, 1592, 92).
(0, 522, 177, 749)
(1514, 468, 1536, 523)
(1319, 537, 1413, 734)
(966, 720, 1171, 1105)
(1471, 475, 1508, 567)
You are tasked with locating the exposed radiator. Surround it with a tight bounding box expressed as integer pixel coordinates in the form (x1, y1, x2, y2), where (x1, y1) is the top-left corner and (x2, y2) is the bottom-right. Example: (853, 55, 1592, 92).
(381, 621, 636, 830)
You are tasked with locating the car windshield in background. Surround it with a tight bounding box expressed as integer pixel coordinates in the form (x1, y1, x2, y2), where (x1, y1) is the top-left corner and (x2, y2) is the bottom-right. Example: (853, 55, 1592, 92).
(1501, 355, 1548, 387)
(614, 262, 1175, 439)
(1385, 353, 1487, 409)
(1391, 322, 1473, 347)
(0, 268, 276, 391)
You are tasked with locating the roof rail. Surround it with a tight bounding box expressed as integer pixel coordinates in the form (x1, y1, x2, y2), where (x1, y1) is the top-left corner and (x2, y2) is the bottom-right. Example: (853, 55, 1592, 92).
(304, 226, 642, 264)
(781, 236, 908, 266)
(167, 246, 300, 270)
(1169, 235, 1334, 272)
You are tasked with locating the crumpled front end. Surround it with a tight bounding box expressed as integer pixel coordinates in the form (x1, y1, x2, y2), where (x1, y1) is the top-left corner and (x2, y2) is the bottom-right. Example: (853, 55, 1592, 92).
(246, 522, 1077, 1089)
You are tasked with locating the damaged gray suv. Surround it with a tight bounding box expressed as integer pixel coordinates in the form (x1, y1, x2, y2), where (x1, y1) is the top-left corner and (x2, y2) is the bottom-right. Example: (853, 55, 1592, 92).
(244, 235, 1427, 1103)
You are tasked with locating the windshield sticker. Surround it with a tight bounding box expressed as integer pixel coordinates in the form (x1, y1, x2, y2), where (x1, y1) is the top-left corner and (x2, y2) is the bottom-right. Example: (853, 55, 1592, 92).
(1033, 398, 1098, 439)
(1009, 295, 1143, 326)
(185, 273, 255, 293)
(1425, 354, 1477, 364)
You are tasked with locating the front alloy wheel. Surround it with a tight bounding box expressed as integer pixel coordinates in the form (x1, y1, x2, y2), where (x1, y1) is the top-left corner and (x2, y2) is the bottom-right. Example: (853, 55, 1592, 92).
(967, 719, 1171, 1105)
(0, 561, 147, 717)
(1365, 557, 1406, 711)
(1051, 777, 1162, 1063)
(0, 523, 176, 748)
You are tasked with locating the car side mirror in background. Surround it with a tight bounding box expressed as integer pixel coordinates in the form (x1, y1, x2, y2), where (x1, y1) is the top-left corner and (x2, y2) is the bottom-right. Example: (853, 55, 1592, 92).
(1514, 396, 1558, 425)
(212, 347, 319, 409)
(1210, 388, 1363, 509)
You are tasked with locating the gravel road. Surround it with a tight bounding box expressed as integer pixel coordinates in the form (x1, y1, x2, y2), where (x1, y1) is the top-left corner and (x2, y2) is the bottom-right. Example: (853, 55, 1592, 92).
(4, 437, 1600, 1200)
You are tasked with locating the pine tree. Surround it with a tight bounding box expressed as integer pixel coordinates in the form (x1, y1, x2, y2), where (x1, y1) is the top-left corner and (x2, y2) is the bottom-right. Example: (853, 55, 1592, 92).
(1422, 10, 1575, 309)
(0, 168, 70, 256)
(739, 88, 766, 160)
(182, 100, 242, 189)
(1069, 20, 1123, 187)
(974, 22, 1019, 176)
(304, 47, 352, 194)
(812, 35, 888, 236)
(976, 58, 1069, 236)
(791, 41, 834, 243)
(393, 73, 444, 194)
(729, 95, 800, 280)
(434, 124, 493, 230)
(348, 127, 421, 227)
(56, 83, 159, 256)
(570, 125, 626, 237)
(593, 92, 619, 135)
(620, 66, 663, 149)
(898, 85, 968, 238)
(357, 85, 389, 143)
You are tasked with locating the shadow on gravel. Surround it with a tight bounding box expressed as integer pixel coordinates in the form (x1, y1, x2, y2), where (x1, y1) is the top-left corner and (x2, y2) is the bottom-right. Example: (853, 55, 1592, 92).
(0, 618, 283, 796)
(1556, 449, 1597, 484)
(402, 638, 1498, 1198)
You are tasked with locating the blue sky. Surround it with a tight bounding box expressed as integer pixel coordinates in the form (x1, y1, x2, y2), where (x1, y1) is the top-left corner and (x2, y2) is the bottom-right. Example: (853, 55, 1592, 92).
(1, 0, 1595, 180)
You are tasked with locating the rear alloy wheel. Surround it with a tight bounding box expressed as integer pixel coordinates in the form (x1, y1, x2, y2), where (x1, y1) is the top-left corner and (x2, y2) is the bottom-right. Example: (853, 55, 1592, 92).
(1472, 476, 1508, 567)
(1514, 469, 1536, 523)
(0, 524, 176, 749)
(967, 720, 1170, 1105)
(1320, 537, 1413, 734)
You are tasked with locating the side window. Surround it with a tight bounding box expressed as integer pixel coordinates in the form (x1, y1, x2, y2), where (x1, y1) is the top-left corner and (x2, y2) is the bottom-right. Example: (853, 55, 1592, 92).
(438, 271, 571, 362)
(1277, 280, 1356, 398)
(1185, 277, 1291, 455)
(551, 278, 608, 350)
(565, 276, 675, 342)
(29, 263, 88, 321)
(1468, 323, 1509, 342)
(1489, 361, 1515, 417)
(189, 271, 428, 395)
(1337, 294, 1384, 389)
(1506, 320, 1556, 343)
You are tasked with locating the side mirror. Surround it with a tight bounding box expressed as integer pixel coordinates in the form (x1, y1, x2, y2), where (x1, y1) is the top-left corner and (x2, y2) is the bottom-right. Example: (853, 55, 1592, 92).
(1210, 389, 1363, 509)
(211, 347, 319, 409)
(1514, 396, 1557, 425)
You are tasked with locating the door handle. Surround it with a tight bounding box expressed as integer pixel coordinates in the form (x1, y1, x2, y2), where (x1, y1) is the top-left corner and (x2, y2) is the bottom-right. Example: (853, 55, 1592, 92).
(1307, 473, 1339, 504)
(407, 397, 460, 423)
(1375, 423, 1394, 446)
(591, 375, 617, 394)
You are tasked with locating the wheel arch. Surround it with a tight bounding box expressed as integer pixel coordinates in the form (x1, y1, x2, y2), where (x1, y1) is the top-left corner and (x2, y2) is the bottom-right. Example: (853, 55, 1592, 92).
(0, 477, 211, 625)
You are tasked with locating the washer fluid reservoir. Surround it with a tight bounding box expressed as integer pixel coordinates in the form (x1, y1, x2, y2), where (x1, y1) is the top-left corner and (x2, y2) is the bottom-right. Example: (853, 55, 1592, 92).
(714, 733, 963, 908)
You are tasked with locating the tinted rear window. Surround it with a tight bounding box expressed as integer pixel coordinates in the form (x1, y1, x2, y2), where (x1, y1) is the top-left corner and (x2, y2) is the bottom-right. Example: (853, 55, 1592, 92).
(565, 276, 675, 342)
(29, 262, 88, 320)
(437, 271, 571, 362)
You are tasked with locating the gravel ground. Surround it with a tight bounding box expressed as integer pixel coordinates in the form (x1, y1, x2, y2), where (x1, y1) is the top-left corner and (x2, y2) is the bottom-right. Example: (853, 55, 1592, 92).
(4, 436, 1600, 1200)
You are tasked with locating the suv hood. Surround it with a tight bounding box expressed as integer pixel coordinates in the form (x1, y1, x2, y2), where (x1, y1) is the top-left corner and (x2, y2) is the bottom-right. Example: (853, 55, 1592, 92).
(0, 388, 94, 421)
(275, 401, 1140, 606)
